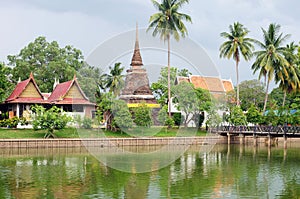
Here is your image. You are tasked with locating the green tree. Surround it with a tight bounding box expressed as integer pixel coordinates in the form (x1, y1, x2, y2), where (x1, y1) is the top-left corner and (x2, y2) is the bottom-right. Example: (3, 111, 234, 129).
(220, 22, 254, 106)
(31, 105, 71, 138)
(111, 100, 133, 132)
(103, 62, 125, 96)
(172, 82, 211, 127)
(147, 0, 192, 116)
(239, 79, 265, 110)
(133, 102, 152, 127)
(0, 63, 14, 102)
(151, 66, 191, 106)
(252, 23, 290, 113)
(77, 62, 103, 102)
(96, 92, 116, 130)
(279, 42, 300, 107)
(8, 36, 84, 93)
(246, 104, 262, 125)
(229, 106, 247, 126)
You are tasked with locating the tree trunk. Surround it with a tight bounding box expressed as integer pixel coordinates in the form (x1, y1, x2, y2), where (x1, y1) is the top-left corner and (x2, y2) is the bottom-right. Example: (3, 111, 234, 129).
(235, 60, 240, 106)
(167, 34, 171, 117)
(263, 80, 270, 114)
(282, 90, 287, 107)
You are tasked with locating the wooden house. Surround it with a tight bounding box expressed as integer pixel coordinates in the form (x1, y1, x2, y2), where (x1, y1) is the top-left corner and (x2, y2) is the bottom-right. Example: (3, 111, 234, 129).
(1, 73, 95, 119)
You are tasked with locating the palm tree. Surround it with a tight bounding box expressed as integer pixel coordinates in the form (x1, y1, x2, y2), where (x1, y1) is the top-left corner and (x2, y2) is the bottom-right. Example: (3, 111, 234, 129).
(252, 23, 290, 113)
(279, 42, 300, 107)
(219, 22, 254, 106)
(104, 62, 125, 96)
(147, 0, 192, 116)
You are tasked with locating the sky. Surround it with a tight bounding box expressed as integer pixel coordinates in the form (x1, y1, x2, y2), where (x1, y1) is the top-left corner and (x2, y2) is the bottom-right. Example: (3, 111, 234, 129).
(1, 0, 300, 88)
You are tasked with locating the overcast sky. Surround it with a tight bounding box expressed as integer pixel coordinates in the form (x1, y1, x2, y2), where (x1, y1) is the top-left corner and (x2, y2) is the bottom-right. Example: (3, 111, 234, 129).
(1, 0, 299, 88)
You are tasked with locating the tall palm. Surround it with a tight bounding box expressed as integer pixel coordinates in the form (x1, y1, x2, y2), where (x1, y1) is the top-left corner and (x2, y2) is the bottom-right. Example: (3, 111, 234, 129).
(219, 22, 254, 106)
(252, 23, 290, 113)
(147, 0, 192, 116)
(279, 42, 300, 106)
(104, 62, 125, 96)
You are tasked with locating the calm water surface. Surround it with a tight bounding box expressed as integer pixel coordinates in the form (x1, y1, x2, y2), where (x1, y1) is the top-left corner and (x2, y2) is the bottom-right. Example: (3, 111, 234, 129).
(0, 144, 299, 199)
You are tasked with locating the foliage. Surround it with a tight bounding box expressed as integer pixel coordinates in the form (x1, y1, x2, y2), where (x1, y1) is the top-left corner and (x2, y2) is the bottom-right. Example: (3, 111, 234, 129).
(111, 100, 133, 131)
(158, 105, 174, 128)
(220, 22, 255, 106)
(0, 117, 20, 128)
(205, 106, 222, 127)
(262, 109, 279, 126)
(133, 102, 152, 127)
(96, 92, 115, 124)
(151, 67, 191, 106)
(77, 62, 104, 102)
(102, 62, 125, 96)
(173, 82, 211, 127)
(229, 106, 247, 126)
(82, 117, 92, 129)
(172, 112, 182, 126)
(239, 79, 265, 110)
(32, 105, 71, 138)
(252, 23, 290, 113)
(0, 63, 14, 102)
(246, 104, 262, 125)
(8, 36, 84, 93)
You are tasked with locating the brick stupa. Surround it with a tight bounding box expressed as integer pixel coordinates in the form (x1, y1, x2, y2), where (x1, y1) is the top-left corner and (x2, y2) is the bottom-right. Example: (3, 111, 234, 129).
(119, 24, 159, 108)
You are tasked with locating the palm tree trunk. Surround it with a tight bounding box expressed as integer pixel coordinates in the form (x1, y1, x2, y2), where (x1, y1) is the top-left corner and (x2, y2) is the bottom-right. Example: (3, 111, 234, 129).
(263, 80, 270, 114)
(282, 90, 287, 107)
(235, 60, 240, 106)
(167, 33, 171, 117)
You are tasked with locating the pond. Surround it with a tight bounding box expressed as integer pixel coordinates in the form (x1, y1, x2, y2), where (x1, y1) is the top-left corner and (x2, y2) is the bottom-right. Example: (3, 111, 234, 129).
(0, 144, 299, 198)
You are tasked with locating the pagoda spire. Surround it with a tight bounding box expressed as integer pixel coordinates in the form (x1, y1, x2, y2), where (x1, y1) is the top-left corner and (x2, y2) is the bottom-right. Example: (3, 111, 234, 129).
(130, 22, 143, 69)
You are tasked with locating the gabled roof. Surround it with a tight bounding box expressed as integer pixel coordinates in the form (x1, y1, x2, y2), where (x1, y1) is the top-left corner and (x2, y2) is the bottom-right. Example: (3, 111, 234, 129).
(189, 75, 225, 93)
(48, 75, 94, 105)
(176, 75, 234, 98)
(222, 79, 234, 92)
(5, 73, 44, 103)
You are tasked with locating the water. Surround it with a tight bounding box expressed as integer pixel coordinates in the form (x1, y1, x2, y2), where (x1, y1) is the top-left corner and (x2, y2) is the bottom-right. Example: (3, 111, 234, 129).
(0, 144, 299, 199)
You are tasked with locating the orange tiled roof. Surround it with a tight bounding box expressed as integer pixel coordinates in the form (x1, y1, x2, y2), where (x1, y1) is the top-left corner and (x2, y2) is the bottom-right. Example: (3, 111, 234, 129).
(222, 80, 234, 92)
(189, 76, 225, 93)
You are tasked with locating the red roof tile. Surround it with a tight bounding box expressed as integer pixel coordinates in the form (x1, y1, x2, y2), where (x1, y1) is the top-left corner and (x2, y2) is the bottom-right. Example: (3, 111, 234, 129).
(48, 80, 73, 101)
(222, 80, 234, 92)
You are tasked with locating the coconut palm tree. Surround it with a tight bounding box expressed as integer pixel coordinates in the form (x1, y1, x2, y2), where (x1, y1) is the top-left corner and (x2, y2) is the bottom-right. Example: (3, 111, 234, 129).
(219, 22, 254, 106)
(147, 0, 192, 116)
(278, 42, 300, 106)
(104, 62, 125, 96)
(252, 23, 290, 113)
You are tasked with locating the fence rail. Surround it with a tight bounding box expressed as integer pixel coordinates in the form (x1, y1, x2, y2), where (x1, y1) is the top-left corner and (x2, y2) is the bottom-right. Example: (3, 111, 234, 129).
(210, 125, 300, 137)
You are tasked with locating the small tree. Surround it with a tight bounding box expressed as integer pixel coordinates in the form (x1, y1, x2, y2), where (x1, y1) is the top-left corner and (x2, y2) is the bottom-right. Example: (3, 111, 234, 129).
(111, 100, 133, 132)
(246, 104, 262, 125)
(32, 105, 71, 138)
(133, 102, 152, 128)
(229, 106, 247, 126)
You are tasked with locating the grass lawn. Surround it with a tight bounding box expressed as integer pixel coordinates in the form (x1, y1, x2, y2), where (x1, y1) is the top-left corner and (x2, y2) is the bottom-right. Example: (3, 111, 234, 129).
(0, 127, 207, 139)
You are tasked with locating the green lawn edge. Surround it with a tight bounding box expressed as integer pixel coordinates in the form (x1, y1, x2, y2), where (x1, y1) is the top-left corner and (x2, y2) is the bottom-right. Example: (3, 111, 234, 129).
(0, 127, 208, 139)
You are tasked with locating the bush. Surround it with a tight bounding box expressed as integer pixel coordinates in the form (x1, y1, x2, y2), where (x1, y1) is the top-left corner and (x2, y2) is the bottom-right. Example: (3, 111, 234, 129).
(82, 117, 92, 129)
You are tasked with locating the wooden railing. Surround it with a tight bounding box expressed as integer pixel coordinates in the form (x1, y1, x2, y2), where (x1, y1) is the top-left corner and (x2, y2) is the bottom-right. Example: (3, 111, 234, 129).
(210, 125, 300, 137)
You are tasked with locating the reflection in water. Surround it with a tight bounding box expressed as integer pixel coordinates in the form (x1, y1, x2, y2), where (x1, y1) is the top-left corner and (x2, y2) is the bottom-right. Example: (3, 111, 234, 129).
(0, 144, 299, 198)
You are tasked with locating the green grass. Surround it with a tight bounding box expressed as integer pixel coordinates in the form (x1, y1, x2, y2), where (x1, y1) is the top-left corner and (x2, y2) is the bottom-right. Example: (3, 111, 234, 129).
(0, 127, 208, 139)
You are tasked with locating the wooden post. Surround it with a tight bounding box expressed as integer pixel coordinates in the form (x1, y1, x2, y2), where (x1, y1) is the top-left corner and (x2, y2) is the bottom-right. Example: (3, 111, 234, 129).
(268, 135, 272, 148)
(253, 133, 257, 147)
(239, 133, 245, 145)
(283, 135, 287, 149)
(227, 133, 231, 145)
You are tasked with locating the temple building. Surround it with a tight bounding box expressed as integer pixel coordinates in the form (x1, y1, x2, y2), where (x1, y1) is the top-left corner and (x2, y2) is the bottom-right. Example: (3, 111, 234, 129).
(1, 73, 95, 119)
(119, 25, 159, 109)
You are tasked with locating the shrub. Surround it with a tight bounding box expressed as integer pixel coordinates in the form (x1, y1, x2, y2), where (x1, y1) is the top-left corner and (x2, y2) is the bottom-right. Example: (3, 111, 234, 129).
(82, 117, 92, 129)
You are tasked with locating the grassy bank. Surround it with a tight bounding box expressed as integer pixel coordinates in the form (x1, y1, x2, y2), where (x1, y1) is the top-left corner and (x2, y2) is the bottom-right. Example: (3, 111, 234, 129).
(0, 127, 207, 139)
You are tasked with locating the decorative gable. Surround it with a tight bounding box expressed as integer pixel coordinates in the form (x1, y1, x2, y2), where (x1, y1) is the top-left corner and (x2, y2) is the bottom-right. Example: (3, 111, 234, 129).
(65, 84, 85, 99)
(19, 82, 42, 98)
